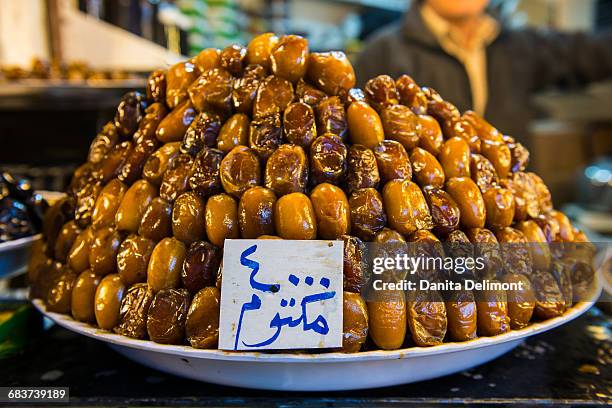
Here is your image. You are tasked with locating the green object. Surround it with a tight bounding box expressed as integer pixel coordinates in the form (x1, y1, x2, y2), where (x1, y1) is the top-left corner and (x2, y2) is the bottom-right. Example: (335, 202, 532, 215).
(0, 303, 42, 358)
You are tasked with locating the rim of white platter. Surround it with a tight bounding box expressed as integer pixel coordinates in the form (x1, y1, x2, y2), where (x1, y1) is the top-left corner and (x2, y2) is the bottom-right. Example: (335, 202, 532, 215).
(32, 296, 597, 364)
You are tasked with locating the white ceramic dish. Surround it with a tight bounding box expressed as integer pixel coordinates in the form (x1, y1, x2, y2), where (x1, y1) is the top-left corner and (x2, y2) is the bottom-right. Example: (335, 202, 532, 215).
(0, 234, 41, 280)
(32, 297, 598, 391)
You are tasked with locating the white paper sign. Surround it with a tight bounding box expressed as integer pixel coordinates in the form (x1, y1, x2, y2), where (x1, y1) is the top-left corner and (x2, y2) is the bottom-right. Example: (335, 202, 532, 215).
(218, 239, 344, 351)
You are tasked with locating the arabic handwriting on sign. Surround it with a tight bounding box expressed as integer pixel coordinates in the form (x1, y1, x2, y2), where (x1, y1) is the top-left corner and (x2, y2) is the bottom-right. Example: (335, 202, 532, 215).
(234, 245, 337, 350)
(234, 244, 278, 350)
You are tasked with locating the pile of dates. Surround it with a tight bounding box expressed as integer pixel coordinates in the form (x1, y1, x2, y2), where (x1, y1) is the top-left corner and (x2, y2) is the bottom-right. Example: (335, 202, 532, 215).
(29, 33, 595, 352)
(0, 172, 47, 243)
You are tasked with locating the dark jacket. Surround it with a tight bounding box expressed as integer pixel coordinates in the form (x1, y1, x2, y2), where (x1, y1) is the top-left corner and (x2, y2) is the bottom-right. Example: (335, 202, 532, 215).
(353, 4, 612, 144)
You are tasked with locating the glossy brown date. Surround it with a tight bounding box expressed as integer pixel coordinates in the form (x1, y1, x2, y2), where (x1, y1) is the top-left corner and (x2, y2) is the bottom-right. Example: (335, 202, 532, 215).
(74, 181, 103, 228)
(182, 241, 221, 294)
(528, 172, 553, 213)
(71, 270, 101, 323)
(445, 177, 486, 229)
(306, 51, 356, 96)
(380, 104, 420, 150)
(422, 87, 460, 126)
(186, 286, 220, 349)
(481, 140, 511, 179)
(367, 291, 407, 350)
(550, 210, 575, 242)
(364, 75, 399, 111)
(462, 111, 503, 143)
(342, 292, 369, 352)
(504, 172, 539, 221)
(347, 101, 384, 149)
(181, 111, 222, 156)
(246, 33, 278, 71)
(155, 100, 196, 143)
(188, 148, 223, 197)
(138, 198, 173, 242)
(406, 290, 447, 346)
(94, 141, 133, 184)
(159, 154, 194, 202)
(531, 270, 565, 319)
(54, 220, 81, 263)
(422, 186, 460, 236)
(296, 79, 327, 107)
(166, 61, 199, 109)
(439, 137, 471, 178)
(147, 237, 187, 292)
(43, 197, 75, 256)
(91, 179, 127, 229)
(146, 69, 166, 104)
(264, 144, 308, 196)
(410, 147, 445, 188)
(249, 114, 283, 161)
(476, 282, 511, 336)
(383, 179, 433, 235)
(116, 234, 156, 286)
(270, 34, 309, 82)
(349, 188, 387, 242)
(516, 220, 551, 270)
(219, 146, 261, 198)
(192, 48, 221, 73)
(533, 213, 560, 243)
(315, 96, 347, 139)
(238, 186, 277, 239)
(133, 102, 167, 144)
(253, 75, 294, 119)
(470, 153, 499, 192)
(89, 227, 122, 276)
(465, 227, 503, 280)
(217, 113, 250, 153)
(310, 183, 350, 239)
(504, 135, 530, 173)
(146, 288, 190, 344)
(495, 227, 533, 277)
(274, 192, 317, 240)
(46, 265, 77, 314)
(445, 290, 477, 341)
(374, 227, 406, 244)
(205, 194, 240, 247)
(142, 142, 181, 186)
(88, 122, 119, 165)
(172, 192, 206, 244)
(482, 185, 515, 229)
(395, 74, 427, 115)
(67, 227, 94, 273)
(114, 92, 146, 139)
(232, 65, 264, 114)
(346, 144, 380, 193)
(417, 114, 444, 155)
(119, 138, 160, 185)
(309, 134, 347, 186)
(342, 235, 365, 293)
(188, 68, 233, 113)
(94, 273, 126, 330)
(446, 118, 481, 153)
(502, 273, 535, 329)
(115, 179, 157, 232)
(114, 283, 155, 339)
(219, 44, 246, 75)
(373, 140, 411, 183)
(283, 102, 317, 149)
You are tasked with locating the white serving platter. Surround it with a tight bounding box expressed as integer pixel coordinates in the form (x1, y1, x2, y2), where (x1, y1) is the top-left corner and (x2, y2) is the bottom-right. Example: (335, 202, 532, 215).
(0, 234, 41, 280)
(32, 295, 598, 391)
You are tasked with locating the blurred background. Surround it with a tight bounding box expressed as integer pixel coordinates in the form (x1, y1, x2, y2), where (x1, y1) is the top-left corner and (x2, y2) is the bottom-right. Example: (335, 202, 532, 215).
(0, 0, 610, 235)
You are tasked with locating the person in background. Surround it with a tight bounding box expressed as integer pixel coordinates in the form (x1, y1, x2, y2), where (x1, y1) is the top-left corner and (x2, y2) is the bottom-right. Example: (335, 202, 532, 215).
(353, 0, 612, 145)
